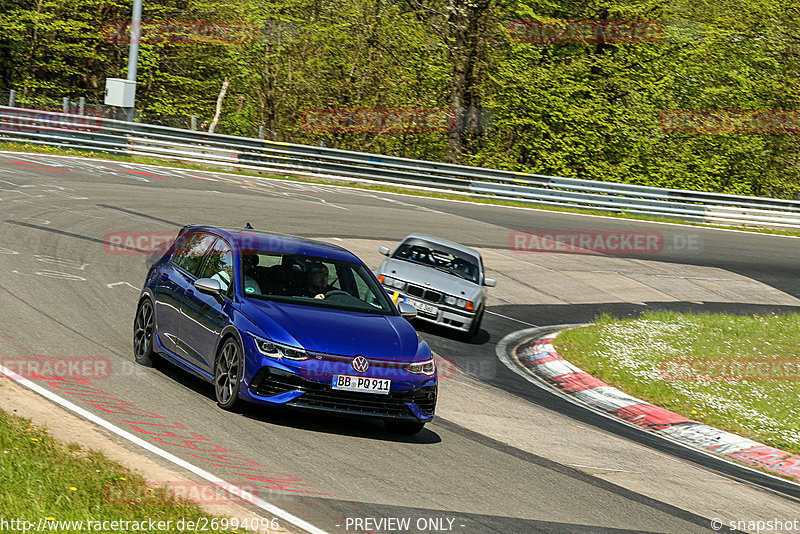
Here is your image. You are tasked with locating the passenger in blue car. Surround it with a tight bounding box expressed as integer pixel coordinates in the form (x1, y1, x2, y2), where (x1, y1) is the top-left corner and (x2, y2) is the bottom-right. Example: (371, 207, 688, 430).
(241, 254, 261, 295)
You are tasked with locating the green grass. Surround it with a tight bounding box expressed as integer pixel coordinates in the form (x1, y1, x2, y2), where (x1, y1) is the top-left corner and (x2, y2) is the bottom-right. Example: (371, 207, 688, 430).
(3, 141, 800, 237)
(553, 311, 800, 455)
(0, 408, 254, 533)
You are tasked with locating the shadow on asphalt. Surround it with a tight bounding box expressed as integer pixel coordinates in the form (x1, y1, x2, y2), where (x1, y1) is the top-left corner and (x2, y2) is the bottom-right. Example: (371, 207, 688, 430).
(411, 319, 492, 346)
(151, 356, 442, 444)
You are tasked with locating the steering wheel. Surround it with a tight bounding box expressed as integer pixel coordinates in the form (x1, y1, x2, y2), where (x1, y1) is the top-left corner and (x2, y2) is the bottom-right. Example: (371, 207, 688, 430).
(324, 290, 350, 298)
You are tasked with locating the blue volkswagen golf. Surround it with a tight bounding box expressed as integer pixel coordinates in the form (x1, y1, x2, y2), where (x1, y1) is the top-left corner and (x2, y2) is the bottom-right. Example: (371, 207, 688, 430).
(134, 225, 437, 434)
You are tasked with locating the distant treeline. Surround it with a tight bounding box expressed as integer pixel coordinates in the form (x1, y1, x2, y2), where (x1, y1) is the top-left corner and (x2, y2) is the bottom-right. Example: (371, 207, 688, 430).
(1, 0, 798, 197)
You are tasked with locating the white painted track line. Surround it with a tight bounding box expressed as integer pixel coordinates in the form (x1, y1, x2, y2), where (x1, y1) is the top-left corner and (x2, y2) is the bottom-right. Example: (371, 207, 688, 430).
(0, 363, 329, 534)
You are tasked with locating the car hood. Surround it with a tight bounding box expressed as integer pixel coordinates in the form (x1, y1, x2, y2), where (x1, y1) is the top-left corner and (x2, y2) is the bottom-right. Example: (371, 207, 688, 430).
(242, 298, 424, 360)
(379, 258, 482, 300)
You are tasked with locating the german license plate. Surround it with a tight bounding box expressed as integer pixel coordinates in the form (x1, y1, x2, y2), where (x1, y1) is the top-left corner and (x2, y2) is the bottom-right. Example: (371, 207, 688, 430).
(406, 298, 438, 316)
(332, 374, 391, 395)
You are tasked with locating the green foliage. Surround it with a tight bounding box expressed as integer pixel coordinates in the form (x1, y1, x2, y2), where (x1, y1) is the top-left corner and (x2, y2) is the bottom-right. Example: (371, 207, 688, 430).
(0, 0, 799, 196)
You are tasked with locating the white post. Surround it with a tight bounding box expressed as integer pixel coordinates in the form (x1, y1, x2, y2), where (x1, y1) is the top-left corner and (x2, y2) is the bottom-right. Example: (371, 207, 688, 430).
(125, 0, 143, 122)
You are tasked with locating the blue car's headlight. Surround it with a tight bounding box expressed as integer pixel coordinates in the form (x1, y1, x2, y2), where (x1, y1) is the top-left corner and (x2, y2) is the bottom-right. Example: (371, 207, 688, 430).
(405, 358, 436, 376)
(249, 333, 308, 361)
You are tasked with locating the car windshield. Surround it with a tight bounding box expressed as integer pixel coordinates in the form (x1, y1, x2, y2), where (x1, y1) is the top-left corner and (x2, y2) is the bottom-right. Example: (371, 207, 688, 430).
(240, 251, 396, 315)
(392, 241, 480, 283)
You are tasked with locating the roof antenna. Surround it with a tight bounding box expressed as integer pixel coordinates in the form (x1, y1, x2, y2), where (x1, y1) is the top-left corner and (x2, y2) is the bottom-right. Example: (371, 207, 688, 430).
(245, 222, 253, 229)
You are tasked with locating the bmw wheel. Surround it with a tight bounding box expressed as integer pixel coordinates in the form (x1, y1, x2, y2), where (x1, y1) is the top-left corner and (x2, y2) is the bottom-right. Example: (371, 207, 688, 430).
(133, 299, 158, 367)
(464, 306, 484, 343)
(215, 338, 243, 411)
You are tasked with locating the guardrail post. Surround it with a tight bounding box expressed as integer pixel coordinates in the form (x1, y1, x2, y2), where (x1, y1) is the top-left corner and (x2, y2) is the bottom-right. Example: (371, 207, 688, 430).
(258, 125, 264, 140)
(191, 114, 197, 131)
(78, 97, 85, 116)
(62, 97, 69, 114)
(8, 89, 15, 107)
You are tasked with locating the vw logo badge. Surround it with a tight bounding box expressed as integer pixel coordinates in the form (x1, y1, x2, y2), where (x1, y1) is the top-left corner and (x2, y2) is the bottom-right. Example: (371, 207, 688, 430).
(351, 355, 369, 373)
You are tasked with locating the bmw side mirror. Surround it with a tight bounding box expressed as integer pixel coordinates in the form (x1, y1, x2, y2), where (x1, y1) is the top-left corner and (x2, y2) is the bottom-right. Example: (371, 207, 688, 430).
(483, 278, 497, 287)
(378, 245, 390, 256)
(397, 302, 418, 320)
(195, 278, 222, 296)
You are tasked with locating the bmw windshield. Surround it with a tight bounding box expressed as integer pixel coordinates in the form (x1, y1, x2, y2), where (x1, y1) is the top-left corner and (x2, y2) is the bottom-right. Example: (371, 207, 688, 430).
(240, 251, 397, 315)
(392, 241, 480, 284)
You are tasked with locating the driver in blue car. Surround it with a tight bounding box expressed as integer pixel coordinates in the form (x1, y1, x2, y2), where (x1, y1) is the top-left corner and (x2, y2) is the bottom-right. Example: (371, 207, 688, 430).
(303, 261, 331, 299)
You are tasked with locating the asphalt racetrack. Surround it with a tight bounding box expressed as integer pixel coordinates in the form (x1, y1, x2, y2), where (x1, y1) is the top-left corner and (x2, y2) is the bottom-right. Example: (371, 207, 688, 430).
(1, 152, 799, 533)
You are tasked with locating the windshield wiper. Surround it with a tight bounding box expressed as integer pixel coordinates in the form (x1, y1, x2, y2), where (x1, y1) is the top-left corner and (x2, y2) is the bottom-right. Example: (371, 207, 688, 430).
(454, 271, 475, 282)
(435, 265, 475, 282)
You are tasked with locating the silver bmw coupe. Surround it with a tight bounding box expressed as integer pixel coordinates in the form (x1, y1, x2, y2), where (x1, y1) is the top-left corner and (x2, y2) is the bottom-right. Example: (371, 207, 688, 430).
(376, 234, 496, 341)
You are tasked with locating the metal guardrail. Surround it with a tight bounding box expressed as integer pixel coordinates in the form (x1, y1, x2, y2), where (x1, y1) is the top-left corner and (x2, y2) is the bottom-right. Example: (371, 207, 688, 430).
(3, 105, 800, 229)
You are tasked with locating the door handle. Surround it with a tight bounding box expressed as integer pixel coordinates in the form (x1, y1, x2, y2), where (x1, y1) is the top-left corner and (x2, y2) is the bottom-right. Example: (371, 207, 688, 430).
(160, 273, 170, 281)
(185, 288, 194, 296)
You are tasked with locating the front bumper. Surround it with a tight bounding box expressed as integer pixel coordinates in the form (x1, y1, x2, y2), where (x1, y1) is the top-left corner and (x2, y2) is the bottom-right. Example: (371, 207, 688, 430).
(244, 367, 437, 422)
(387, 288, 475, 332)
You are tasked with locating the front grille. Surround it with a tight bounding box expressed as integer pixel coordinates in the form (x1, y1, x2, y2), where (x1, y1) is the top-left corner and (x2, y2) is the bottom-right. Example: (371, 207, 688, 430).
(407, 285, 424, 297)
(424, 289, 442, 302)
(406, 284, 442, 303)
(305, 352, 406, 370)
(251, 369, 436, 417)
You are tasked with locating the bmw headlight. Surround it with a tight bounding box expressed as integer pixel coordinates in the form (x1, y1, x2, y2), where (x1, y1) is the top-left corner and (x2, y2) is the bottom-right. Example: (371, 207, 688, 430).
(249, 333, 308, 360)
(405, 358, 436, 376)
(379, 275, 406, 290)
(445, 296, 474, 310)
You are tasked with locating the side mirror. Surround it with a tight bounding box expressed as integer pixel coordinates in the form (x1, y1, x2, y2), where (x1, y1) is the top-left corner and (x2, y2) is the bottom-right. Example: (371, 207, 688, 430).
(483, 278, 497, 287)
(195, 278, 222, 296)
(378, 245, 390, 256)
(397, 302, 418, 320)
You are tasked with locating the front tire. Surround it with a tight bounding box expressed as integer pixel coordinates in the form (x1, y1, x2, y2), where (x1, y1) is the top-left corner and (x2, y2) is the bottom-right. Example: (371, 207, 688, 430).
(133, 299, 157, 367)
(464, 307, 484, 343)
(385, 419, 426, 435)
(214, 338, 243, 411)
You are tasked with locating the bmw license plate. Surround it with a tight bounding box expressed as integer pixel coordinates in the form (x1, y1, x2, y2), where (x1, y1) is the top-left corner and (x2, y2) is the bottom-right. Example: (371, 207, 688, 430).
(406, 299, 438, 317)
(332, 374, 391, 395)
